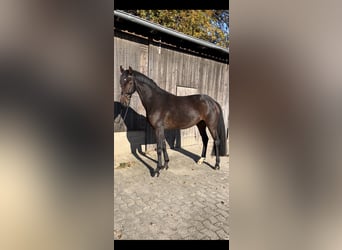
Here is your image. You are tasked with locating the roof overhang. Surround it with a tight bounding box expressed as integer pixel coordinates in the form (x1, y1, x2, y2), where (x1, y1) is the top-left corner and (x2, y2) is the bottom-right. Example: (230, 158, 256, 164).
(114, 10, 229, 64)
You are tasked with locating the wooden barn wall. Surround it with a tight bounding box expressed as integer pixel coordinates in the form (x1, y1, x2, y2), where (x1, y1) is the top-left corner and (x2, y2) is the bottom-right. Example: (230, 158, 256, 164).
(114, 30, 229, 149)
(114, 31, 148, 132)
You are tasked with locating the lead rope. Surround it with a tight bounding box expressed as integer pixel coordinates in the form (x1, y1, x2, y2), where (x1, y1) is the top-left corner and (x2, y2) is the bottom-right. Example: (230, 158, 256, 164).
(121, 98, 131, 121)
(114, 97, 131, 124)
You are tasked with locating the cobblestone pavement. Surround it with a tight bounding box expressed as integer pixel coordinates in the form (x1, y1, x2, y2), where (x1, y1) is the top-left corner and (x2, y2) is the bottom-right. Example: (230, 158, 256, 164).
(114, 144, 229, 240)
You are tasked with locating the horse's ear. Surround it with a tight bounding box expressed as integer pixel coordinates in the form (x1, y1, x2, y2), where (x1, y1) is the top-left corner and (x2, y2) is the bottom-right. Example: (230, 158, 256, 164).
(120, 65, 124, 73)
(128, 66, 133, 74)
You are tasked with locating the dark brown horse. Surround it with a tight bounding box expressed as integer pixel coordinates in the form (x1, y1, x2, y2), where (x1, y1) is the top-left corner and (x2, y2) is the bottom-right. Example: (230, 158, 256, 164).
(119, 66, 227, 177)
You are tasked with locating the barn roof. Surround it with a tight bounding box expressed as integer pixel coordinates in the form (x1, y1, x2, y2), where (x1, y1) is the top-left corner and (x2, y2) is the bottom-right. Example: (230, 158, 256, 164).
(114, 10, 229, 63)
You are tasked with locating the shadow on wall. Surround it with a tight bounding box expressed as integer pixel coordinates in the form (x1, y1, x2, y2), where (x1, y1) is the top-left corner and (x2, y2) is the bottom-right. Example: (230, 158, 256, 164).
(114, 101, 181, 149)
(115, 101, 203, 176)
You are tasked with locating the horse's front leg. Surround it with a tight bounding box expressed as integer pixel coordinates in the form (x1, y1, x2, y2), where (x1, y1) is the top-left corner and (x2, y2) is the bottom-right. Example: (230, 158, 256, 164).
(154, 127, 165, 177)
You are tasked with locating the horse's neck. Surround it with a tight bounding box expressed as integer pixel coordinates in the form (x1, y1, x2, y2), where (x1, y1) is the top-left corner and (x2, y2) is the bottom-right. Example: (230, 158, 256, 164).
(135, 80, 164, 111)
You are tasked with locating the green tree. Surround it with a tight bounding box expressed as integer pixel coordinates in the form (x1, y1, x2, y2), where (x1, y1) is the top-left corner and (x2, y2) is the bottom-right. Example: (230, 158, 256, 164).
(124, 10, 229, 49)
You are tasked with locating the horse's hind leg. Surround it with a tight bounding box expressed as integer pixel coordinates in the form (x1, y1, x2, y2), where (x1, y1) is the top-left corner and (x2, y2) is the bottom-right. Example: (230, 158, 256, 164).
(207, 125, 220, 170)
(196, 121, 208, 165)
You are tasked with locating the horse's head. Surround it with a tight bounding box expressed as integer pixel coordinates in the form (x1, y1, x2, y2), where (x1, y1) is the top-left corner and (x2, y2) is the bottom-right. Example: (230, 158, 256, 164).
(119, 66, 136, 107)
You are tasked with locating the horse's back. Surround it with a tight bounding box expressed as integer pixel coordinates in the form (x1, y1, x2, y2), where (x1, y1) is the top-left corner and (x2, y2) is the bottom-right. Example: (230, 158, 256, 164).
(173, 93, 212, 103)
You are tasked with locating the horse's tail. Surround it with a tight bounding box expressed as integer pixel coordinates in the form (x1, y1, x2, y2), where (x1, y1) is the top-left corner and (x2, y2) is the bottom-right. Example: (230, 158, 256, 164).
(212, 102, 227, 156)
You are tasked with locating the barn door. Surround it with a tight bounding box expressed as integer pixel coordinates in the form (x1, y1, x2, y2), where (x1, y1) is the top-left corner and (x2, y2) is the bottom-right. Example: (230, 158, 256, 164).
(176, 86, 201, 147)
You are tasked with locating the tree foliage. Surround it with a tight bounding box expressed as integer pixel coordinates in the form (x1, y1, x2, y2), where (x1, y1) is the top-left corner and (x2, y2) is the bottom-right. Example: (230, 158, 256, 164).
(124, 10, 229, 49)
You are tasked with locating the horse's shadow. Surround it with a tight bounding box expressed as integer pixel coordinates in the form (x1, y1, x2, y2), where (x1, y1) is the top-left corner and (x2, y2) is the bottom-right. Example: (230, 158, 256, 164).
(114, 101, 215, 176)
(172, 147, 216, 170)
(114, 101, 154, 175)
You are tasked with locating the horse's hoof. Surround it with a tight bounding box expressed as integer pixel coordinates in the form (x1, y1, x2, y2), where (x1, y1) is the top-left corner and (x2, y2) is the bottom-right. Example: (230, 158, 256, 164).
(215, 165, 220, 170)
(164, 164, 169, 170)
(197, 157, 205, 165)
(154, 167, 161, 177)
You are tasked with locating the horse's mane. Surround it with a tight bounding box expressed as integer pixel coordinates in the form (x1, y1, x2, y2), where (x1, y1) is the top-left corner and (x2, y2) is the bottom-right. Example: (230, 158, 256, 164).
(132, 70, 158, 88)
